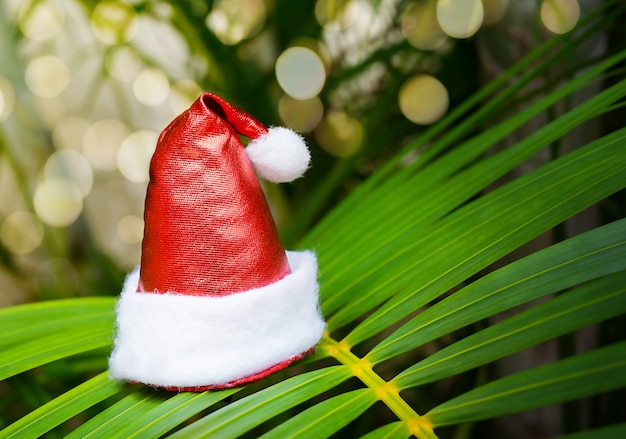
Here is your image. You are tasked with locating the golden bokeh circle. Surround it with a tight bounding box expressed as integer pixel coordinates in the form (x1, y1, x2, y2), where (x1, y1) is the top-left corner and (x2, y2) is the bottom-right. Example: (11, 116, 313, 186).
(541, 0, 580, 34)
(0, 211, 44, 255)
(206, 0, 266, 45)
(25, 56, 70, 98)
(91, 0, 138, 45)
(278, 95, 324, 133)
(314, 111, 364, 157)
(398, 74, 449, 125)
(401, 1, 447, 51)
(132, 68, 170, 107)
(83, 119, 131, 171)
(33, 178, 83, 227)
(44, 149, 94, 198)
(18, 0, 65, 41)
(117, 215, 144, 245)
(436, 0, 484, 39)
(314, 0, 357, 30)
(276, 47, 326, 100)
(117, 130, 158, 183)
(105, 45, 142, 82)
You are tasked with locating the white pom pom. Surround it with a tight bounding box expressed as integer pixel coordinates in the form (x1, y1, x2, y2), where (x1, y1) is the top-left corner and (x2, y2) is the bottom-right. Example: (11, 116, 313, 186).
(245, 127, 310, 183)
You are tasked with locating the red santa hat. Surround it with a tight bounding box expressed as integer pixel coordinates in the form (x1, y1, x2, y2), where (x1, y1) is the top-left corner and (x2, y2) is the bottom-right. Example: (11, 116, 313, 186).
(109, 93, 325, 391)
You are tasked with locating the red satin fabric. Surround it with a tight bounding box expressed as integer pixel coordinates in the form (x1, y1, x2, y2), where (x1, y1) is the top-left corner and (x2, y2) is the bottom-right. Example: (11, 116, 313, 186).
(138, 93, 291, 296)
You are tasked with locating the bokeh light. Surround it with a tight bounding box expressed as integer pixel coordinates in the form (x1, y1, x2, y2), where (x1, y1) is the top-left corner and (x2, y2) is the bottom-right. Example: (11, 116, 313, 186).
(276, 47, 326, 100)
(44, 149, 93, 198)
(314, 111, 363, 157)
(0, 76, 15, 121)
(541, 0, 580, 34)
(132, 68, 170, 106)
(278, 95, 324, 133)
(37, 96, 67, 128)
(482, 0, 509, 26)
(0, 211, 44, 255)
(117, 130, 158, 183)
(18, 0, 65, 41)
(399, 74, 449, 125)
(206, 0, 266, 45)
(290, 37, 332, 70)
(25, 55, 70, 98)
(315, 0, 358, 30)
(53, 116, 91, 150)
(91, 0, 138, 45)
(401, 1, 448, 51)
(105, 45, 142, 82)
(169, 79, 203, 114)
(437, 0, 484, 39)
(83, 119, 131, 171)
(117, 215, 144, 244)
(33, 178, 83, 227)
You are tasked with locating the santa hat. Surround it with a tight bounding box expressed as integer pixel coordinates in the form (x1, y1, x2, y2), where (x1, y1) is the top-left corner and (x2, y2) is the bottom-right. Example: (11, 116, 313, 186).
(109, 93, 325, 391)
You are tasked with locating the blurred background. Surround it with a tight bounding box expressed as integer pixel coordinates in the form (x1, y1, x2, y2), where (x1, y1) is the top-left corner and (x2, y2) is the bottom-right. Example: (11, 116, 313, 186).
(0, 0, 606, 308)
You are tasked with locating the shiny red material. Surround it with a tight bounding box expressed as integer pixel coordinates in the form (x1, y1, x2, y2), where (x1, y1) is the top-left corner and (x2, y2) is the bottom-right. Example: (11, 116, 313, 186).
(138, 93, 291, 296)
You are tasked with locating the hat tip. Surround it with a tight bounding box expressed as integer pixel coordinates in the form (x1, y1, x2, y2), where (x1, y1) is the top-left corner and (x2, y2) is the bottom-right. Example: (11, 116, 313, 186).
(246, 127, 310, 183)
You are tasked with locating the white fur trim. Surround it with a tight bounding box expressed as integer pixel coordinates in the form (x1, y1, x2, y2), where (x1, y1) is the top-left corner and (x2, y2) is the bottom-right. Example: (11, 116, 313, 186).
(108, 251, 325, 388)
(246, 127, 310, 183)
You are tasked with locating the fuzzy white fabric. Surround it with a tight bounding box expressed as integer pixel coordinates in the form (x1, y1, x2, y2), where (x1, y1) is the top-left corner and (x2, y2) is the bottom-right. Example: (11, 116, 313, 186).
(246, 127, 310, 183)
(108, 251, 325, 388)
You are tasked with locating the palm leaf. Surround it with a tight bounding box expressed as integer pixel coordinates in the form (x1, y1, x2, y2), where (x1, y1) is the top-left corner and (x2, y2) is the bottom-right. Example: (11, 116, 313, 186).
(0, 373, 122, 439)
(369, 219, 626, 364)
(394, 270, 626, 388)
(168, 367, 351, 439)
(342, 124, 626, 346)
(259, 389, 378, 439)
(560, 423, 626, 439)
(424, 341, 626, 426)
(359, 421, 412, 439)
(1, 2, 625, 437)
(0, 299, 114, 381)
(64, 386, 240, 439)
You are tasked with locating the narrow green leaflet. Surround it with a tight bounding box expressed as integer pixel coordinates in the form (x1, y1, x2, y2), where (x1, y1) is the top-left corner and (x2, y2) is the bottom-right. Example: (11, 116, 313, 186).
(65, 386, 239, 439)
(358, 421, 411, 439)
(299, 2, 619, 248)
(323, 79, 626, 328)
(343, 126, 626, 346)
(0, 327, 112, 378)
(0, 297, 114, 348)
(316, 54, 626, 303)
(0, 324, 113, 381)
(319, 72, 626, 318)
(388, 0, 620, 176)
(394, 270, 626, 388)
(65, 389, 159, 439)
(113, 388, 240, 438)
(259, 388, 378, 439)
(0, 372, 123, 439)
(0, 298, 115, 380)
(368, 219, 626, 364)
(169, 366, 351, 438)
(425, 341, 626, 427)
(558, 423, 626, 439)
